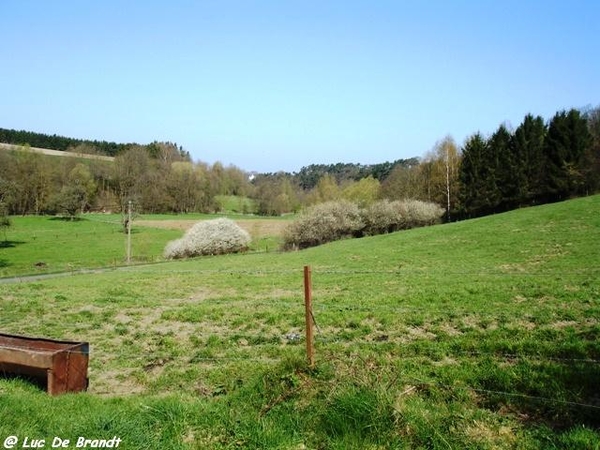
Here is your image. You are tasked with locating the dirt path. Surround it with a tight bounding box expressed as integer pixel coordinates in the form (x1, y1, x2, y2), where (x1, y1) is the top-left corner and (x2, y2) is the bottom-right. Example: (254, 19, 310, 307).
(0, 267, 117, 284)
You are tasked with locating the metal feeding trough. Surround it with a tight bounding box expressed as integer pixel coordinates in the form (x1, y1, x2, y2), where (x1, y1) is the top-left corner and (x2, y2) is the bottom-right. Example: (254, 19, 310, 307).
(0, 333, 89, 395)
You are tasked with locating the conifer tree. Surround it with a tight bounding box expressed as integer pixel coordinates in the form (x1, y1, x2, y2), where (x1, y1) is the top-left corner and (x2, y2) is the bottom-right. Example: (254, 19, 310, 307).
(582, 106, 600, 193)
(459, 133, 490, 216)
(490, 124, 517, 210)
(544, 109, 591, 200)
(513, 114, 546, 204)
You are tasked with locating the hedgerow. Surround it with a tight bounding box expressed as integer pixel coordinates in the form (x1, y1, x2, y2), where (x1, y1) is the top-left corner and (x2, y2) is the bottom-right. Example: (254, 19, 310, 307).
(284, 199, 444, 249)
(282, 200, 364, 250)
(163, 218, 251, 259)
(361, 199, 405, 236)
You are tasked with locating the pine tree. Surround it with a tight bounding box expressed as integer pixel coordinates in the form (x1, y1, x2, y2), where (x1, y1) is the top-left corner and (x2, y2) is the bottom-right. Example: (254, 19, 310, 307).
(490, 124, 517, 210)
(459, 133, 495, 217)
(544, 109, 591, 200)
(581, 106, 600, 194)
(513, 114, 546, 204)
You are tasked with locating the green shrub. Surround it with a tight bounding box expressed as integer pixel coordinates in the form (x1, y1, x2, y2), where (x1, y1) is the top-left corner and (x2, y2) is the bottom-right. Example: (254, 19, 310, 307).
(163, 218, 251, 259)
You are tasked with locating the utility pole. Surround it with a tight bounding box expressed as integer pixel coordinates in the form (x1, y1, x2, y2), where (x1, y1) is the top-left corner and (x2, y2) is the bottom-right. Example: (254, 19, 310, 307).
(126, 200, 132, 264)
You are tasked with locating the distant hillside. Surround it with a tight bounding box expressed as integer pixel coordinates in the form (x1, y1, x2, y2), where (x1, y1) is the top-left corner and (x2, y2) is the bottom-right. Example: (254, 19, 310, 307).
(0, 127, 132, 156)
(0, 142, 114, 162)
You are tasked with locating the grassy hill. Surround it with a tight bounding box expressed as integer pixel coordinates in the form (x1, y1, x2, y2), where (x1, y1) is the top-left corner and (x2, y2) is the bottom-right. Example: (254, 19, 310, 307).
(0, 196, 599, 448)
(0, 142, 114, 161)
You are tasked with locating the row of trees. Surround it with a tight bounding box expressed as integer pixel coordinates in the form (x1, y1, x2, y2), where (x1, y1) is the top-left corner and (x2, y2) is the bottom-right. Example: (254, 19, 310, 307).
(0, 141, 444, 219)
(251, 106, 600, 219)
(294, 158, 419, 190)
(459, 108, 599, 217)
(0, 142, 249, 218)
(0, 127, 191, 161)
(1, 105, 598, 221)
(249, 154, 451, 216)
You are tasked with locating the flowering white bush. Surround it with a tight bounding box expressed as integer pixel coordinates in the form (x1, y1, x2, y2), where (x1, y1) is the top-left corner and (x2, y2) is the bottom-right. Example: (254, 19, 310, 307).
(284, 199, 444, 250)
(361, 200, 405, 236)
(403, 199, 445, 228)
(283, 200, 364, 250)
(163, 218, 251, 259)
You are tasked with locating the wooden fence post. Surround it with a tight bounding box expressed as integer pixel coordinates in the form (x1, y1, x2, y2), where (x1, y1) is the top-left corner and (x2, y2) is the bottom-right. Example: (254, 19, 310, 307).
(304, 265, 315, 368)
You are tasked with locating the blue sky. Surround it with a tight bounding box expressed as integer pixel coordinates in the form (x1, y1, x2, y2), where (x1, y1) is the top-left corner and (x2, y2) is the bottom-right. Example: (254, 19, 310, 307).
(1, 1, 598, 173)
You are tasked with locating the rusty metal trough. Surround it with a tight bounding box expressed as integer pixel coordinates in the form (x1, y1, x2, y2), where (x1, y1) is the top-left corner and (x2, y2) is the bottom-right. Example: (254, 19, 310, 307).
(0, 333, 89, 395)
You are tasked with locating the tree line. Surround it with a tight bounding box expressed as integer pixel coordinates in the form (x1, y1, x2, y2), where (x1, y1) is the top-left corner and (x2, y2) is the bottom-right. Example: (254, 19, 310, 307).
(0, 127, 190, 160)
(0, 142, 426, 219)
(0, 142, 247, 218)
(458, 107, 599, 218)
(243, 105, 600, 218)
(294, 158, 420, 190)
(1, 104, 598, 222)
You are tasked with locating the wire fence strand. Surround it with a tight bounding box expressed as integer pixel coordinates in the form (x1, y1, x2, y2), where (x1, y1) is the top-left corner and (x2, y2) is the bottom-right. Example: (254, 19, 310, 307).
(2, 265, 599, 414)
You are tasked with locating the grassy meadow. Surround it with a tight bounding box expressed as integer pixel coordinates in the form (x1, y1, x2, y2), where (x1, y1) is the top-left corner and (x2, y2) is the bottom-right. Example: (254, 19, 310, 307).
(0, 215, 181, 277)
(0, 211, 290, 278)
(0, 196, 599, 448)
(216, 195, 257, 214)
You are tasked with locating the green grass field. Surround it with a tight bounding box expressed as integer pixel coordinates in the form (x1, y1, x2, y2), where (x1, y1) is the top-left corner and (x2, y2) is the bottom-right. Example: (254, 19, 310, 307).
(0, 215, 182, 277)
(0, 196, 599, 448)
(216, 195, 257, 214)
(0, 211, 291, 278)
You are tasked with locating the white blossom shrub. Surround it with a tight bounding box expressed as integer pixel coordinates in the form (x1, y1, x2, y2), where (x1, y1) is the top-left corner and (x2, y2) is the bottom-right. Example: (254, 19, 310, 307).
(163, 218, 251, 259)
(361, 200, 406, 236)
(283, 200, 364, 250)
(403, 199, 445, 228)
(163, 238, 187, 259)
(284, 199, 444, 250)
